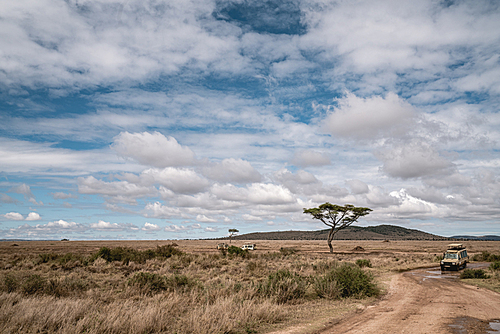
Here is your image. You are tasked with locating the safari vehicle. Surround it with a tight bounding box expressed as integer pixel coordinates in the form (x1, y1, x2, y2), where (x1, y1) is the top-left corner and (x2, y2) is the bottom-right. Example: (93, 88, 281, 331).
(217, 243, 229, 250)
(441, 243, 468, 271)
(241, 244, 256, 250)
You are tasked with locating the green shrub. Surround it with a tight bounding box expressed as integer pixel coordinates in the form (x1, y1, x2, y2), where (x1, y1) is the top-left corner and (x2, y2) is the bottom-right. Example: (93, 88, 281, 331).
(95, 247, 147, 264)
(227, 245, 248, 257)
(487, 253, 500, 262)
(473, 251, 500, 262)
(460, 269, 490, 279)
(92, 245, 184, 264)
(356, 259, 372, 268)
(257, 269, 307, 304)
(324, 263, 379, 299)
(490, 261, 500, 271)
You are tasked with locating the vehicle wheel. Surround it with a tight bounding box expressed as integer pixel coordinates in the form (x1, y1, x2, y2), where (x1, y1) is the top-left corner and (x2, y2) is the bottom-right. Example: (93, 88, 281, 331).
(440, 266, 445, 271)
(463, 262, 467, 268)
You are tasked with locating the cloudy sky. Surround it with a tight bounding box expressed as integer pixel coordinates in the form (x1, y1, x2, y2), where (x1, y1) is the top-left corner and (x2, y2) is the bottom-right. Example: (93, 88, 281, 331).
(1, 0, 499, 240)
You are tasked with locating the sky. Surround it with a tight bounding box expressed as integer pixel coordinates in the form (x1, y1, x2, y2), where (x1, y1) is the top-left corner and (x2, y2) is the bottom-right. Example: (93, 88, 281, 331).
(1, 0, 500, 240)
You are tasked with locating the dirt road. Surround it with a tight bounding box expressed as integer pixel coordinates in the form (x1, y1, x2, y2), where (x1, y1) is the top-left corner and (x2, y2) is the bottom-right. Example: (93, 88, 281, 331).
(319, 265, 500, 334)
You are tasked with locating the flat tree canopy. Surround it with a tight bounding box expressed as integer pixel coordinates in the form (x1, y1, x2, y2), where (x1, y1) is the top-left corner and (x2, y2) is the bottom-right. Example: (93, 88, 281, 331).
(228, 228, 239, 244)
(304, 203, 372, 253)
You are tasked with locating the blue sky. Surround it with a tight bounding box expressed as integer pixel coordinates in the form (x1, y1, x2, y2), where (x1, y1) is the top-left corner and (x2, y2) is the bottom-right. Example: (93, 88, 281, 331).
(1, 0, 500, 240)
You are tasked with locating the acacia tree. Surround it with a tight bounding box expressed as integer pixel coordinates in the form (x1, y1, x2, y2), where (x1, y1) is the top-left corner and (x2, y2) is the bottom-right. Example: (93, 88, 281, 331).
(228, 228, 239, 244)
(303, 203, 372, 253)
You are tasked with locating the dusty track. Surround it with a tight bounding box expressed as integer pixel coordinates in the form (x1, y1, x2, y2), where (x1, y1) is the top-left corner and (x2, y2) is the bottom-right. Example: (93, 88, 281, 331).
(319, 265, 500, 334)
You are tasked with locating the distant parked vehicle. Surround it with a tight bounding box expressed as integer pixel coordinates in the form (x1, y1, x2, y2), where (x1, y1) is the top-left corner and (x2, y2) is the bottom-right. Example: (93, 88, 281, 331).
(441, 243, 468, 271)
(217, 243, 229, 250)
(241, 244, 256, 250)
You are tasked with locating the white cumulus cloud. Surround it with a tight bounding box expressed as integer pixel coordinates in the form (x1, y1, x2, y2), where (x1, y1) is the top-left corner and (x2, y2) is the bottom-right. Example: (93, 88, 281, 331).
(142, 222, 162, 231)
(3, 212, 24, 221)
(26, 212, 41, 221)
(112, 132, 196, 167)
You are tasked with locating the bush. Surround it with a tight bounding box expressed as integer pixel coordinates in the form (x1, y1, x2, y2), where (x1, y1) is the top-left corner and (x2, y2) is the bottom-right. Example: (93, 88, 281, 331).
(356, 259, 372, 268)
(472, 251, 500, 262)
(227, 245, 248, 257)
(128, 272, 197, 294)
(92, 245, 184, 264)
(490, 261, 500, 271)
(2, 273, 94, 297)
(323, 263, 379, 299)
(460, 269, 490, 279)
(258, 269, 307, 304)
(93, 247, 146, 264)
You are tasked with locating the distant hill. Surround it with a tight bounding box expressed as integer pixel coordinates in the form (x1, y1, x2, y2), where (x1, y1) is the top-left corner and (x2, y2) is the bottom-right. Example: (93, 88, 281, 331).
(451, 235, 500, 241)
(231, 225, 451, 241)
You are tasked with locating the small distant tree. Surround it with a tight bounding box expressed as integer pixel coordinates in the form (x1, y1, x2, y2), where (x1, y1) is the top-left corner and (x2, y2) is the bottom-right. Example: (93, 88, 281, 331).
(228, 228, 239, 244)
(304, 203, 372, 253)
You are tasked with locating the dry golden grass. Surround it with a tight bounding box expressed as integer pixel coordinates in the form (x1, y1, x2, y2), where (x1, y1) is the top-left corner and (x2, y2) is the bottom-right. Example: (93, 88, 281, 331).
(0, 239, 499, 333)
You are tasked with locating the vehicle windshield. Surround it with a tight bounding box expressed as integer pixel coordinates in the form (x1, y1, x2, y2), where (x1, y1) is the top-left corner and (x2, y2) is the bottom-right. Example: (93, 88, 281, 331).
(444, 253, 458, 259)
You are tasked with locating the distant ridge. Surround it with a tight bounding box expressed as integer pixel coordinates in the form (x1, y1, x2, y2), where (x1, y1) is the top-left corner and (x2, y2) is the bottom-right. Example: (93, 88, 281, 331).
(231, 225, 452, 241)
(451, 235, 500, 241)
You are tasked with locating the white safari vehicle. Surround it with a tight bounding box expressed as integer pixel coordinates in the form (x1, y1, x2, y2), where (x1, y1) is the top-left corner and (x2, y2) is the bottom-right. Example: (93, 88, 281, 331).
(241, 244, 256, 250)
(440, 243, 468, 271)
(217, 243, 229, 250)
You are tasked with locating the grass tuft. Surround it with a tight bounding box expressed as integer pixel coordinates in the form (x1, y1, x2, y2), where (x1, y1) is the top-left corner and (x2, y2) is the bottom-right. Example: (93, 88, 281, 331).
(356, 259, 372, 268)
(257, 269, 307, 304)
(490, 261, 500, 271)
(460, 269, 490, 279)
(323, 263, 379, 299)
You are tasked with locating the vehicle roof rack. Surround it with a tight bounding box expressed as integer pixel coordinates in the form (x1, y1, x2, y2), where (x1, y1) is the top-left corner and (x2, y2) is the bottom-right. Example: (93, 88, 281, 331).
(447, 243, 465, 250)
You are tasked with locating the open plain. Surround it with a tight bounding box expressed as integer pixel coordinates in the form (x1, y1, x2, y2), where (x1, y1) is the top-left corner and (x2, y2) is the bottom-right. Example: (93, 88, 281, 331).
(0, 239, 499, 333)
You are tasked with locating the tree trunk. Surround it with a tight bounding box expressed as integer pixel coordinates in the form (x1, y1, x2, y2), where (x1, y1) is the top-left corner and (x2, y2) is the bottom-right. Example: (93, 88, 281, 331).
(327, 228, 335, 253)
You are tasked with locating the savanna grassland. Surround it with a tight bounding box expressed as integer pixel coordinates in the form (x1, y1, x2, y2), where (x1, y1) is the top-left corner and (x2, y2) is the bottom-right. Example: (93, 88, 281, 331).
(0, 239, 499, 334)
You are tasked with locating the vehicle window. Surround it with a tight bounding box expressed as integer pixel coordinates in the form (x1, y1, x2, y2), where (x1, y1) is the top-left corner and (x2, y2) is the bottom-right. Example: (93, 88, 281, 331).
(444, 253, 458, 259)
